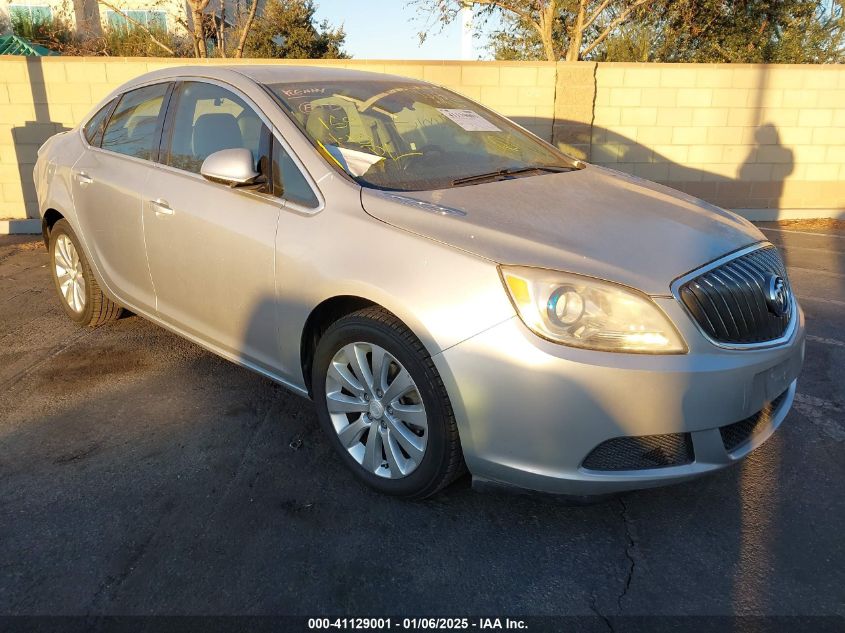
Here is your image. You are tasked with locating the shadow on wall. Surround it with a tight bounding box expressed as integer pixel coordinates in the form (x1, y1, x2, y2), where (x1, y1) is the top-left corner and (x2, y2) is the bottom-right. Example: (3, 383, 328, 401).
(512, 116, 796, 214)
(13, 57, 70, 219)
(738, 124, 794, 209)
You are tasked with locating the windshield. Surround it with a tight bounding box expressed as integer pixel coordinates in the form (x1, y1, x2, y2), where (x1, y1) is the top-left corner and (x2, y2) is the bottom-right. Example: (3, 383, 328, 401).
(263, 80, 577, 191)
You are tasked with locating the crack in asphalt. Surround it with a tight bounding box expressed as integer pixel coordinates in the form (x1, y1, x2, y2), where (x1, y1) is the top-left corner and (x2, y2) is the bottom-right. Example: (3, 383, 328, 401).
(88, 530, 156, 612)
(198, 394, 276, 529)
(617, 496, 637, 615)
(584, 497, 638, 628)
(589, 594, 614, 632)
(86, 497, 177, 613)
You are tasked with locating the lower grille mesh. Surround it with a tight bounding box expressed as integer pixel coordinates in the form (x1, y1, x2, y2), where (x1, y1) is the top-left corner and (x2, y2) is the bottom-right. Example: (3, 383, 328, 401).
(582, 433, 694, 471)
(720, 390, 789, 452)
(583, 389, 790, 471)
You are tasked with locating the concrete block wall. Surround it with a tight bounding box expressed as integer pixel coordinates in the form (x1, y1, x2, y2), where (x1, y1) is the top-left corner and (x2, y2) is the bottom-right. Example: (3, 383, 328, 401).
(590, 63, 845, 216)
(1, 56, 843, 221)
(552, 61, 596, 160)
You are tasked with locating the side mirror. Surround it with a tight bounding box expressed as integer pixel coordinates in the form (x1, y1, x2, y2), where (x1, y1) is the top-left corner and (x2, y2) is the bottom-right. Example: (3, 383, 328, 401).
(200, 148, 261, 186)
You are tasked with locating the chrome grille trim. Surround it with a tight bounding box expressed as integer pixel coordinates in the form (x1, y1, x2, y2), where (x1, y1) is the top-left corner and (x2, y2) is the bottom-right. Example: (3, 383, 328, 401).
(671, 243, 798, 350)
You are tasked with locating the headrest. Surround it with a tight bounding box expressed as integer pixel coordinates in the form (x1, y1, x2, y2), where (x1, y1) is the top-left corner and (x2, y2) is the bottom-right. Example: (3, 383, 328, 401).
(192, 113, 244, 158)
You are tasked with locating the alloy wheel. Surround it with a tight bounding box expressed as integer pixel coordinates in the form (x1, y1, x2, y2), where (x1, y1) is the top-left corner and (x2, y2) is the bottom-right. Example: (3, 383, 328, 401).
(54, 234, 86, 313)
(324, 342, 428, 479)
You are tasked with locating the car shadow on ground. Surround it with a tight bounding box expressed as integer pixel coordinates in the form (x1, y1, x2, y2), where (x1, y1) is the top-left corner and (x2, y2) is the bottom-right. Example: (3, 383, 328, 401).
(1, 234, 844, 616)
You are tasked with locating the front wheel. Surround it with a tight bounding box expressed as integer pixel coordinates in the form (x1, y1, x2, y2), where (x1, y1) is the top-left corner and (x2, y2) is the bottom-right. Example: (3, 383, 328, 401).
(49, 219, 122, 327)
(312, 307, 465, 498)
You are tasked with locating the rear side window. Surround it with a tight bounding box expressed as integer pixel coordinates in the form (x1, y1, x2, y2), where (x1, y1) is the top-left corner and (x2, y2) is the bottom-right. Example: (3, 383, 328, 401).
(164, 81, 269, 175)
(83, 99, 116, 147)
(272, 137, 318, 208)
(102, 83, 169, 161)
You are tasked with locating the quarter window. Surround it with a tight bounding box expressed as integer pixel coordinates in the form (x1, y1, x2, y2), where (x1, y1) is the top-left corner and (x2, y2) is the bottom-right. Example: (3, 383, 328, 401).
(164, 81, 269, 177)
(83, 99, 116, 147)
(272, 137, 318, 208)
(102, 83, 169, 160)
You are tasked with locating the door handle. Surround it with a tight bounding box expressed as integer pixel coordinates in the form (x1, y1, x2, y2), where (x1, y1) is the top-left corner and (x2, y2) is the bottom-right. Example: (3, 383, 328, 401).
(150, 198, 174, 216)
(75, 171, 94, 186)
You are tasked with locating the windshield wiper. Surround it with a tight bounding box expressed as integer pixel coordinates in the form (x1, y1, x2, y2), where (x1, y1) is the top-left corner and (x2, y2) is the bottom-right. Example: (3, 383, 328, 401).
(451, 165, 572, 187)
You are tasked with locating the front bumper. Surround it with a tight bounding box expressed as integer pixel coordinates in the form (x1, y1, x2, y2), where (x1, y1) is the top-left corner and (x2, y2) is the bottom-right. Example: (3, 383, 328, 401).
(432, 299, 805, 495)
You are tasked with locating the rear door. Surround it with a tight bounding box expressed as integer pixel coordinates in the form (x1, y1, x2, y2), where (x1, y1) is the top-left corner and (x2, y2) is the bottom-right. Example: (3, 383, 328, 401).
(142, 80, 282, 371)
(72, 82, 172, 312)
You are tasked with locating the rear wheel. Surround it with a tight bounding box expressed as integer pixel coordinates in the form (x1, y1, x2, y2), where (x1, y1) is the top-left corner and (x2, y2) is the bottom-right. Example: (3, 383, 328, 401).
(49, 219, 122, 327)
(312, 307, 465, 498)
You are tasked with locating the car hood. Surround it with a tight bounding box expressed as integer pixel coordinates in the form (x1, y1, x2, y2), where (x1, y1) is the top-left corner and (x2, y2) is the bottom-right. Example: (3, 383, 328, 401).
(360, 164, 765, 295)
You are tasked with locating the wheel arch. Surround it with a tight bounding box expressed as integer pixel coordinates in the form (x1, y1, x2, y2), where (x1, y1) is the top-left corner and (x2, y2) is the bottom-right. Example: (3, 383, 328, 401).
(300, 295, 440, 399)
(42, 208, 65, 247)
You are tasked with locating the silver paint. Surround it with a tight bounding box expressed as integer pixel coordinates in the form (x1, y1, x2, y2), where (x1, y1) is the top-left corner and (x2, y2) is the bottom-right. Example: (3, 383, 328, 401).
(200, 148, 261, 185)
(34, 65, 805, 495)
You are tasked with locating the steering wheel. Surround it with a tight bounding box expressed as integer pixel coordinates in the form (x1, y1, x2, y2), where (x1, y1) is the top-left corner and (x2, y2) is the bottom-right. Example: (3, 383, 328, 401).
(395, 145, 445, 171)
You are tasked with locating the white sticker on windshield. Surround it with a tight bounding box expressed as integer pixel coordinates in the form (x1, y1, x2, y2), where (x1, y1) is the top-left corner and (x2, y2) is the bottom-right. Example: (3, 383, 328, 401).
(325, 145, 385, 177)
(437, 108, 501, 132)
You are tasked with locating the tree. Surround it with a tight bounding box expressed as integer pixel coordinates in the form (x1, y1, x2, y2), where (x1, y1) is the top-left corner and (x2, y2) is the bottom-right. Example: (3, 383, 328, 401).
(481, 0, 845, 62)
(186, 0, 211, 57)
(242, 0, 347, 58)
(413, 0, 656, 61)
(646, 0, 845, 63)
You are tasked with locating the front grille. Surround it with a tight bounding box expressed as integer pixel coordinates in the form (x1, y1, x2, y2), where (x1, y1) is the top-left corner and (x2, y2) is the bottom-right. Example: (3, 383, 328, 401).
(720, 390, 789, 452)
(678, 246, 793, 345)
(582, 433, 694, 471)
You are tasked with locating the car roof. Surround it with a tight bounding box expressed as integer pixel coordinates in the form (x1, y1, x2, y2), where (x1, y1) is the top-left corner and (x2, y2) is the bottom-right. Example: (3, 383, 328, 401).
(126, 64, 420, 89)
(233, 65, 419, 85)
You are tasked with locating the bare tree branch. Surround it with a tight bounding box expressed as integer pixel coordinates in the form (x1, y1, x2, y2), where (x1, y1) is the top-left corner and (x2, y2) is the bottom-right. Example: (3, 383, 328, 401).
(187, 0, 211, 57)
(563, 0, 587, 60)
(469, 0, 534, 24)
(583, 0, 612, 30)
(467, 0, 558, 61)
(580, 0, 654, 58)
(234, 0, 259, 58)
(97, 0, 174, 54)
(218, 0, 226, 57)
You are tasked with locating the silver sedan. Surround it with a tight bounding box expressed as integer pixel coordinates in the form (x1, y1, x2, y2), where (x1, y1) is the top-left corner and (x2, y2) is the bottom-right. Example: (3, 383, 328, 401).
(34, 65, 804, 498)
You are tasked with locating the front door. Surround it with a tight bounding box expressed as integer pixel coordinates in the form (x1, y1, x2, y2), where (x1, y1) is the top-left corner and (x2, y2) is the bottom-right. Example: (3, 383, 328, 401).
(142, 80, 282, 371)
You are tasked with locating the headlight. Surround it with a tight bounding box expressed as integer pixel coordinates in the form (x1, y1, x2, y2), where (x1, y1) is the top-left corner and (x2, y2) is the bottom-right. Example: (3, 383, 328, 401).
(500, 266, 687, 354)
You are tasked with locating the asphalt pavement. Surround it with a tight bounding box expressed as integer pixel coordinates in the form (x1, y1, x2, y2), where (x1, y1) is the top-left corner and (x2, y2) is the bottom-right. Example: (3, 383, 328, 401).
(0, 223, 843, 623)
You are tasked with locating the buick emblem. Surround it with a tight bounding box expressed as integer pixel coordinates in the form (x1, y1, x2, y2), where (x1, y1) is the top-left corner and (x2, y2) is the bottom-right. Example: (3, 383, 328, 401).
(764, 274, 790, 317)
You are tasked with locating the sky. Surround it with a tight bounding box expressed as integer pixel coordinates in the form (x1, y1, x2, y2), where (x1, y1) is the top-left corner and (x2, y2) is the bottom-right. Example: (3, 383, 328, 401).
(313, 0, 498, 60)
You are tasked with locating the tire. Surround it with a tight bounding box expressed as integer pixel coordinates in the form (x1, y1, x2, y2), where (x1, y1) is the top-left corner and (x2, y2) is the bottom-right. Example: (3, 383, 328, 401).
(312, 306, 465, 498)
(49, 219, 123, 327)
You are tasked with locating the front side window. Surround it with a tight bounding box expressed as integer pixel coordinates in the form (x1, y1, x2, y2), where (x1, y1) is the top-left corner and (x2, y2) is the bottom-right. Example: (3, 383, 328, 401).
(164, 81, 269, 177)
(102, 83, 169, 160)
(83, 99, 116, 147)
(263, 80, 576, 191)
